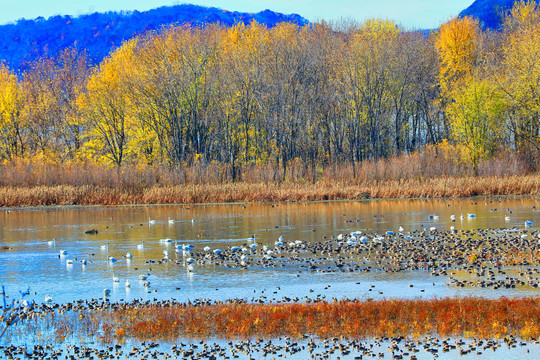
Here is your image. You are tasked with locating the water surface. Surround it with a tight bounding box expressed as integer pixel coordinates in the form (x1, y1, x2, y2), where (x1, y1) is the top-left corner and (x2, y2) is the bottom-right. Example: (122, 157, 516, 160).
(1, 197, 539, 305)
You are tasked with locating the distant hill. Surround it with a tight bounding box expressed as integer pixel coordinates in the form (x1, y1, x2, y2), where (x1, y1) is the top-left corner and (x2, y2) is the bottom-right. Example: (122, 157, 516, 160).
(0, 4, 308, 71)
(459, 0, 539, 29)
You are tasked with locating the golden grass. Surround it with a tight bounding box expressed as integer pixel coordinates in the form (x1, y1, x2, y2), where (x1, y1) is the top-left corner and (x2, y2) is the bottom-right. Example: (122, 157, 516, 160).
(51, 297, 540, 342)
(1, 175, 540, 207)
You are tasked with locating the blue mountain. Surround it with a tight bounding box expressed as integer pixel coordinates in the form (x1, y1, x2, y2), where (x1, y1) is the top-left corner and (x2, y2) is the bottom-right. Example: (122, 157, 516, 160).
(459, 0, 539, 29)
(0, 4, 308, 71)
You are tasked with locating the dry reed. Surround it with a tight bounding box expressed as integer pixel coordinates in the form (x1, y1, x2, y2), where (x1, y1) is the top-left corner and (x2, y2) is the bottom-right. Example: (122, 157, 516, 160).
(56, 297, 540, 342)
(0, 149, 536, 206)
(1, 175, 540, 207)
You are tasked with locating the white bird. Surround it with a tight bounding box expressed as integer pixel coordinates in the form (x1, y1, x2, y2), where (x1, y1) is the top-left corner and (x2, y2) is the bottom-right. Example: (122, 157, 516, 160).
(103, 289, 111, 297)
(505, 216, 511, 221)
(186, 257, 195, 264)
(125, 279, 130, 288)
(81, 259, 87, 265)
(100, 244, 108, 250)
(249, 243, 257, 249)
(399, 226, 404, 232)
(148, 217, 156, 225)
(126, 252, 133, 258)
(44, 294, 53, 303)
(59, 250, 67, 255)
(337, 234, 344, 241)
(450, 226, 455, 232)
(108, 256, 117, 263)
(113, 276, 119, 283)
(163, 250, 169, 259)
(47, 239, 56, 246)
(450, 214, 456, 221)
(168, 217, 175, 225)
(160, 238, 172, 243)
(204, 246, 211, 252)
(138, 274, 147, 280)
(66, 259, 73, 265)
(137, 242, 145, 250)
(213, 249, 223, 255)
(467, 213, 476, 218)
(525, 220, 533, 227)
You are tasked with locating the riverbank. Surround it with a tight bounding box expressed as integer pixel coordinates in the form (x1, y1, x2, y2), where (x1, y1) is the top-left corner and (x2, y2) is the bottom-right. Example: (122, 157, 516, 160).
(1, 175, 540, 207)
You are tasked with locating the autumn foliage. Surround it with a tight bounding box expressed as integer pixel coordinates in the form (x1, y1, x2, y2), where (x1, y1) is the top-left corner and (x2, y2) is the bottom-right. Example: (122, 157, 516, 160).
(1, 1, 540, 198)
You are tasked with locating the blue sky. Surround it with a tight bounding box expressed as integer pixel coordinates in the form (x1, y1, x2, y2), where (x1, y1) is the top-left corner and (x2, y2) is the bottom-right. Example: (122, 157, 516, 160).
(2, 0, 474, 28)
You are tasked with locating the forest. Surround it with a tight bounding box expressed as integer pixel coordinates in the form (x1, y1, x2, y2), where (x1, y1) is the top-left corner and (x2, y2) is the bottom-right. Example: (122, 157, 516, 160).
(1, 1, 540, 204)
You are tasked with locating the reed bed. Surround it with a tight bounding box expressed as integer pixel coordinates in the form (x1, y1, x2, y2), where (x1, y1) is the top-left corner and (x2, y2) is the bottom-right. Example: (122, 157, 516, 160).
(59, 297, 540, 342)
(1, 175, 540, 207)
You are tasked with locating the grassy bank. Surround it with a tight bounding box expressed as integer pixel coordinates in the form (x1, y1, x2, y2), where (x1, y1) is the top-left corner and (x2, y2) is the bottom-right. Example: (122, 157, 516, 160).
(1, 175, 540, 207)
(47, 297, 540, 342)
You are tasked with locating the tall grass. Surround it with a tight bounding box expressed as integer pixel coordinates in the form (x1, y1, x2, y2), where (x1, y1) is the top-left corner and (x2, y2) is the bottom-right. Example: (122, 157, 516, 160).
(46, 297, 540, 342)
(0, 149, 535, 206)
(1, 175, 540, 207)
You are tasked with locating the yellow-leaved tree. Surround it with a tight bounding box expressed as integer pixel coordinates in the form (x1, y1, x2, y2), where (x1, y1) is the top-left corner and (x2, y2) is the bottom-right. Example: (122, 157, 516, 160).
(345, 19, 400, 160)
(501, 0, 540, 159)
(221, 22, 270, 180)
(130, 25, 221, 166)
(435, 16, 481, 92)
(78, 39, 138, 168)
(0, 64, 25, 161)
(446, 78, 505, 173)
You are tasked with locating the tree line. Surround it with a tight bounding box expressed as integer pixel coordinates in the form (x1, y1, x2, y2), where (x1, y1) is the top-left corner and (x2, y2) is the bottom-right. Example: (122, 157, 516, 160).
(1, 0, 540, 182)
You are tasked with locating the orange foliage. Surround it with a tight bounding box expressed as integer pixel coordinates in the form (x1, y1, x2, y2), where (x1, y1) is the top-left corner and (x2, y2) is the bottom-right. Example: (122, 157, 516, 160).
(49, 297, 539, 342)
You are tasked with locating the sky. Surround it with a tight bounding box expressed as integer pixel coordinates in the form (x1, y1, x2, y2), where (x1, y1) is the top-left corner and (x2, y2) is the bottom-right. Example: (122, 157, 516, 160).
(1, 0, 475, 29)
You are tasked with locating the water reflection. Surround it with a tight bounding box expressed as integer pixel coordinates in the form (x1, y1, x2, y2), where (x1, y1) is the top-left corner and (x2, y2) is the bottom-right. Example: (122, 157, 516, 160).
(0, 197, 539, 305)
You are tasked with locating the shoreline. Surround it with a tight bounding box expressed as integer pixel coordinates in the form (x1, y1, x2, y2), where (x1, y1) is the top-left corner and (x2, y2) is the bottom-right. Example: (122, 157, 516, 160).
(1, 175, 540, 208)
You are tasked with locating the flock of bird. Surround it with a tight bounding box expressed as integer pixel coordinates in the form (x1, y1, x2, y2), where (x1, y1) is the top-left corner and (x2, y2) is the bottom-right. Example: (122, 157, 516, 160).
(44, 209, 540, 305)
(1, 335, 537, 360)
(2, 205, 539, 360)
